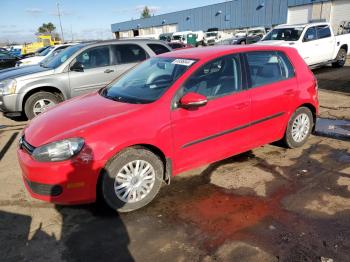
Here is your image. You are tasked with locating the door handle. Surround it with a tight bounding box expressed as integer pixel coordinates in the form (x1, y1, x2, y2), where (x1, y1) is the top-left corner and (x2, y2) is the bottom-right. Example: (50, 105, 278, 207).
(234, 102, 249, 110)
(104, 69, 114, 73)
(284, 89, 294, 95)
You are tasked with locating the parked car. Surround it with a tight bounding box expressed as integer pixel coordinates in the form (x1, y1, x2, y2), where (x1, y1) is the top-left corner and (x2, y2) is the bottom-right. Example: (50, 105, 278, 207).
(259, 22, 350, 68)
(168, 42, 193, 50)
(16, 44, 76, 67)
(20, 46, 51, 60)
(0, 39, 172, 119)
(0, 51, 20, 69)
(204, 31, 232, 46)
(18, 45, 318, 212)
(159, 32, 173, 42)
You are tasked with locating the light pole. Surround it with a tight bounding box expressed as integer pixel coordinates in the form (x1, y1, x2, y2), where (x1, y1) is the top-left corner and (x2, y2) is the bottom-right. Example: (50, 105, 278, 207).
(57, 2, 64, 42)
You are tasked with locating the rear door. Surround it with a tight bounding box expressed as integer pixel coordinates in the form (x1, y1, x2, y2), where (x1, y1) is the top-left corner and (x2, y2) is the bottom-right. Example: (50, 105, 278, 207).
(315, 25, 335, 63)
(69, 45, 115, 97)
(245, 51, 298, 147)
(171, 54, 252, 173)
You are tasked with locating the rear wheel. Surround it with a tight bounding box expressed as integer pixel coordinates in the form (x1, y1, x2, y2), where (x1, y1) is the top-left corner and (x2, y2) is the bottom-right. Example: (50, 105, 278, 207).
(102, 147, 164, 212)
(332, 48, 347, 68)
(24, 91, 61, 119)
(284, 107, 314, 148)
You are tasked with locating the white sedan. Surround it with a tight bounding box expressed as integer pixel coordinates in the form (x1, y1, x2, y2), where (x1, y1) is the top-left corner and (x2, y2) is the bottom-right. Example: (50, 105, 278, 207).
(16, 44, 75, 67)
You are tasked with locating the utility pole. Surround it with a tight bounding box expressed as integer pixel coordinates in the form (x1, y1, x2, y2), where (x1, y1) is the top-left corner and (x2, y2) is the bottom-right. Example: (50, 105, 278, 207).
(70, 24, 73, 42)
(57, 2, 64, 42)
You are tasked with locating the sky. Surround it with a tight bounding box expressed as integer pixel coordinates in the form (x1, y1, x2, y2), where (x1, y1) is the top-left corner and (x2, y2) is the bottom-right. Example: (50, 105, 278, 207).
(0, 0, 225, 43)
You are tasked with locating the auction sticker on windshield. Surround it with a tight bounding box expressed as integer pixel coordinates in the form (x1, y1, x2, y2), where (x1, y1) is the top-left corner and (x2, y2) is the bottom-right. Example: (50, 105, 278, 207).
(171, 59, 195, 66)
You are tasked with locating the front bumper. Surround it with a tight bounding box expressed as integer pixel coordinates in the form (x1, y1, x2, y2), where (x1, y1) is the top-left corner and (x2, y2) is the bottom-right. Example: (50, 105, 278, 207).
(17, 139, 101, 205)
(0, 93, 20, 114)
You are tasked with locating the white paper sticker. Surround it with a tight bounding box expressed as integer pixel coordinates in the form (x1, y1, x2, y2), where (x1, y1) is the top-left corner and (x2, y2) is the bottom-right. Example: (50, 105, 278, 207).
(171, 59, 195, 66)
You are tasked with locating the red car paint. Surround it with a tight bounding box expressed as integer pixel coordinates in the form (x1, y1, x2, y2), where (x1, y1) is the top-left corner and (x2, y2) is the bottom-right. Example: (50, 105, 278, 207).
(17, 45, 318, 205)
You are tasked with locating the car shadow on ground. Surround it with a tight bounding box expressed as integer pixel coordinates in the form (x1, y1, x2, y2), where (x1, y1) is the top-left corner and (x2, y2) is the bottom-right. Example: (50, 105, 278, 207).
(313, 65, 350, 94)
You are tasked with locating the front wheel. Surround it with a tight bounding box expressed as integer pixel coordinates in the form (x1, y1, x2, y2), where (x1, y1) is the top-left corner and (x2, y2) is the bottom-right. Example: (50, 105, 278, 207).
(24, 91, 61, 119)
(102, 147, 164, 212)
(284, 107, 314, 148)
(332, 48, 347, 68)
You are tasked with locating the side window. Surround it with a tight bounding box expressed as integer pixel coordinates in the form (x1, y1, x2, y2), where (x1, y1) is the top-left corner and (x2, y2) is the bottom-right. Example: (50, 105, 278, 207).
(113, 44, 148, 64)
(317, 25, 331, 39)
(147, 43, 170, 55)
(246, 51, 294, 88)
(303, 27, 317, 42)
(75, 46, 110, 69)
(183, 55, 242, 99)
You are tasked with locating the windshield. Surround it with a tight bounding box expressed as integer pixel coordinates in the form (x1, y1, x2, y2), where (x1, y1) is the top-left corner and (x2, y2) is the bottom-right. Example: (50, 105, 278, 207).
(263, 27, 304, 41)
(173, 35, 183, 40)
(205, 32, 217, 37)
(248, 30, 263, 35)
(39, 46, 54, 56)
(41, 44, 84, 69)
(101, 57, 196, 104)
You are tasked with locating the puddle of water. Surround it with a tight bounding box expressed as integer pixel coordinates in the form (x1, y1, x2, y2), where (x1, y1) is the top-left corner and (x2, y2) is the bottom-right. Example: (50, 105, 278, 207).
(315, 118, 350, 140)
(177, 186, 294, 252)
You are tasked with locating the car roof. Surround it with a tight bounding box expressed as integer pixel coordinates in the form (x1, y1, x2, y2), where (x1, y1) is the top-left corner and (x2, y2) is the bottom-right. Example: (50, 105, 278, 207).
(158, 45, 294, 60)
(275, 22, 329, 29)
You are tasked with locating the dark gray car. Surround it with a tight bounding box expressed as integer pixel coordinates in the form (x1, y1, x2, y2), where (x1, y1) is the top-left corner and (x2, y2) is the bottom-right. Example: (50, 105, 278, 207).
(0, 39, 171, 119)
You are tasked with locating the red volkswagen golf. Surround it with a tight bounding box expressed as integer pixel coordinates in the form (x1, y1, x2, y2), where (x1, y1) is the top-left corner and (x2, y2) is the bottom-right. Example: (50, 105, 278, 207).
(18, 45, 318, 212)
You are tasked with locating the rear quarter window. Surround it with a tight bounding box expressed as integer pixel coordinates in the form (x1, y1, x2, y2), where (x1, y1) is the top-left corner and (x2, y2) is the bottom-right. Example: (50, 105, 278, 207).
(147, 43, 171, 55)
(246, 51, 295, 88)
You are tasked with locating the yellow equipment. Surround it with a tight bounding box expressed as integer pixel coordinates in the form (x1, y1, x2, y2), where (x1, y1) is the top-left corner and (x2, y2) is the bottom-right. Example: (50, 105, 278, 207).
(22, 35, 61, 54)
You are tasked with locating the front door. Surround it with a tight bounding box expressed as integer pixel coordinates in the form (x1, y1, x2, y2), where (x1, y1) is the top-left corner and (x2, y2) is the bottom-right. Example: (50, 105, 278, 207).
(299, 26, 319, 66)
(171, 54, 251, 173)
(69, 45, 116, 97)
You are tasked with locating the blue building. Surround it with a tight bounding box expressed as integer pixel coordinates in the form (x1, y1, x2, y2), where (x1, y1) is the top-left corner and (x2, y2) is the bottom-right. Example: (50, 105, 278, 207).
(111, 0, 349, 38)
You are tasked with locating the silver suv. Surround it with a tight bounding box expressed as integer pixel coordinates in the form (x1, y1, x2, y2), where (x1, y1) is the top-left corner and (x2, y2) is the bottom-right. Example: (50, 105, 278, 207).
(0, 39, 172, 119)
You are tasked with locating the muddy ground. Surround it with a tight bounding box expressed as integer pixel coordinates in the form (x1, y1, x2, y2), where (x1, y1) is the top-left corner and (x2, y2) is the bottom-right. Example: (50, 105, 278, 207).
(0, 64, 349, 262)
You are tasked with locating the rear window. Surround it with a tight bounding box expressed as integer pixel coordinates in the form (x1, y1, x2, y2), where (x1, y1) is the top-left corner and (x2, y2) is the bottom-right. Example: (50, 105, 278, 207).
(147, 43, 170, 55)
(112, 44, 148, 64)
(246, 51, 294, 88)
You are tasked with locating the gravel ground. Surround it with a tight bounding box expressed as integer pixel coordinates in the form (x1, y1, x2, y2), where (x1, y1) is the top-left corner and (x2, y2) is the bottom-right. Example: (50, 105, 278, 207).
(0, 64, 349, 262)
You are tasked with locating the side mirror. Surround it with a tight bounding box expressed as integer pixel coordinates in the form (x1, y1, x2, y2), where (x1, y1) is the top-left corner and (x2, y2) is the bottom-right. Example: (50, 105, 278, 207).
(179, 92, 207, 108)
(70, 61, 84, 72)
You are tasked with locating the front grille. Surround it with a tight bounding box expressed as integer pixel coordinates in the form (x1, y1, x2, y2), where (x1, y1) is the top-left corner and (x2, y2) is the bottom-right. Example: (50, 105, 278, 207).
(24, 177, 63, 196)
(19, 136, 35, 155)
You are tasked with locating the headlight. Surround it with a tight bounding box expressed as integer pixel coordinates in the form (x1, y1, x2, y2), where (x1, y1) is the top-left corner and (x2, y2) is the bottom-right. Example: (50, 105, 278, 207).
(0, 79, 17, 95)
(32, 138, 84, 162)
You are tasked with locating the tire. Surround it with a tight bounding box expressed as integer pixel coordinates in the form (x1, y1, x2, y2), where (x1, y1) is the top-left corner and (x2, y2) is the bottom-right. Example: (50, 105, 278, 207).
(102, 147, 164, 212)
(284, 107, 314, 149)
(240, 41, 246, 45)
(332, 48, 347, 68)
(24, 91, 61, 120)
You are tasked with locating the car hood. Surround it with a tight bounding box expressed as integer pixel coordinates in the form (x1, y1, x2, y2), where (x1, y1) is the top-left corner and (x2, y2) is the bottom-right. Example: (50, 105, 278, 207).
(19, 56, 43, 65)
(24, 92, 144, 147)
(0, 65, 51, 81)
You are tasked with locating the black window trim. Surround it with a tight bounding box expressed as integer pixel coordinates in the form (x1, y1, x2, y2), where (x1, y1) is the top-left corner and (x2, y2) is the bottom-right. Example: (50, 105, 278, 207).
(111, 43, 149, 65)
(243, 50, 296, 89)
(172, 52, 248, 110)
